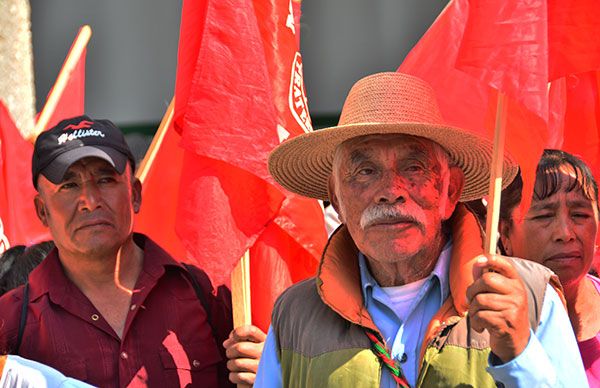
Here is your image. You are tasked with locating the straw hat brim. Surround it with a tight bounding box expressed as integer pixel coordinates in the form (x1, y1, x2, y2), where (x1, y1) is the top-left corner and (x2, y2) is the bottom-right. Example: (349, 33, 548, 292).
(268, 122, 518, 202)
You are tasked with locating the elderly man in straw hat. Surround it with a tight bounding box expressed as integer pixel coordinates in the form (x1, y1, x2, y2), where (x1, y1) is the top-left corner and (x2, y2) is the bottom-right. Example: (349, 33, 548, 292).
(254, 73, 587, 387)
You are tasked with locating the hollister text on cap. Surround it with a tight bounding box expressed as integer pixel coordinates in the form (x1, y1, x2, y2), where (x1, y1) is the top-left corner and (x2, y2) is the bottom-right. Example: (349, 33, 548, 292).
(32, 115, 136, 187)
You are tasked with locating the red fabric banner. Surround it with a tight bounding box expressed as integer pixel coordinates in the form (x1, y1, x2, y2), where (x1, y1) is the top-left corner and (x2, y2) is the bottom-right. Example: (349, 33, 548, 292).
(548, 71, 600, 180)
(135, 122, 188, 261)
(399, 0, 600, 217)
(399, 0, 548, 213)
(138, 0, 327, 331)
(548, 0, 600, 81)
(40, 41, 86, 131)
(0, 102, 51, 251)
(0, 27, 87, 252)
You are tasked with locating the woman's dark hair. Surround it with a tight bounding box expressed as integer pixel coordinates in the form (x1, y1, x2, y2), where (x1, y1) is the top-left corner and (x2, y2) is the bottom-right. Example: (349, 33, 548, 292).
(0, 241, 54, 296)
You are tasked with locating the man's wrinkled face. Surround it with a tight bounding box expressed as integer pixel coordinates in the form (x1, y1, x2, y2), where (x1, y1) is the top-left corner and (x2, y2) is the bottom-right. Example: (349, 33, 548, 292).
(34, 157, 141, 258)
(503, 169, 599, 288)
(328, 134, 464, 267)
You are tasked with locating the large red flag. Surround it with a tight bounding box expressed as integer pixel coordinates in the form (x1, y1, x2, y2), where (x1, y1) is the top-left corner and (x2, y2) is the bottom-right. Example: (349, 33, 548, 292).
(0, 28, 88, 252)
(399, 0, 600, 215)
(137, 0, 327, 331)
(35, 26, 88, 134)
(135, 114, 188, 261)
(244, 0, 327, 330)
(546, 0, 600, 179)
(41, 49, 86, 131)
(399, 0, 548, 213)
(548, 71, 600, 184)
(0, 102, 51, 251)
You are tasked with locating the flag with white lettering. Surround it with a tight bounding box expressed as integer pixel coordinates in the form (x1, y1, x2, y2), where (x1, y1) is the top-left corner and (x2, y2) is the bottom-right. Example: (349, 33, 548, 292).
(137, 0, 327, 331)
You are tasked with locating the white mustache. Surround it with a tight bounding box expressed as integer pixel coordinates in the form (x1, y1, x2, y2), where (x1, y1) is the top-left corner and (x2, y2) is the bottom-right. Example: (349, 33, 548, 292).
(360, 205, 424, 230)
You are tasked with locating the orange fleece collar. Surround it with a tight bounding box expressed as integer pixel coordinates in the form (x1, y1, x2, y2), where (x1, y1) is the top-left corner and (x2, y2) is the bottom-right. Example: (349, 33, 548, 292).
(316, 203, 485, 333)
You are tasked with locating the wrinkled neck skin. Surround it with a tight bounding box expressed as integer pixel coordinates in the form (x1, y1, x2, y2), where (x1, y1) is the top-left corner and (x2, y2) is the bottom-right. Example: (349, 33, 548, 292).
(364, 231, 447, 287)
(564, 276, 600, 342)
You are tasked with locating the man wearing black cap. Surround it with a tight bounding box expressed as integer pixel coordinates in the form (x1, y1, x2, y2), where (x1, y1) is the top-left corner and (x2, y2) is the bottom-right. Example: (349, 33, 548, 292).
(0, 116, 264, 387)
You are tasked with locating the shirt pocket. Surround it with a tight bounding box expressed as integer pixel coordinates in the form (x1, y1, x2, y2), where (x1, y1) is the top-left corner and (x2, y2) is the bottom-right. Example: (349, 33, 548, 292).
(159, 341, 222, 387)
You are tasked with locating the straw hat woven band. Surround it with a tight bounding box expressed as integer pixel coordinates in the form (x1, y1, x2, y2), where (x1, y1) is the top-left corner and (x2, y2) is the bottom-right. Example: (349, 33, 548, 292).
(268, 72, 518, 202)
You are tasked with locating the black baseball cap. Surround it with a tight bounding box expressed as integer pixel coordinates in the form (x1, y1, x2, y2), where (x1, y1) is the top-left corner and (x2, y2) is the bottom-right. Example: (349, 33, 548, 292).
(32, 115, 136, 187)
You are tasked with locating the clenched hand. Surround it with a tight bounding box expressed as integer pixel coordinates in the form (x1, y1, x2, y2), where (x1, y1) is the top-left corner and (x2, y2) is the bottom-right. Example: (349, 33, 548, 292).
(223, 324, 266, 386)
(466, 254, 530, 363)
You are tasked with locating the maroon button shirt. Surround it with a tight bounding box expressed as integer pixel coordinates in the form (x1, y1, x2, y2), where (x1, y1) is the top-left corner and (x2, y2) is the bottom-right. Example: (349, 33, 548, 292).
(0, 234, 234, 387)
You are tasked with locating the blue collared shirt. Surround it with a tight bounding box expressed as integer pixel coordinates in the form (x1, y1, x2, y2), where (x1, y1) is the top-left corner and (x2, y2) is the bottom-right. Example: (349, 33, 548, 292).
(359, 243, 451, 386)
(255, 243, 588, 387)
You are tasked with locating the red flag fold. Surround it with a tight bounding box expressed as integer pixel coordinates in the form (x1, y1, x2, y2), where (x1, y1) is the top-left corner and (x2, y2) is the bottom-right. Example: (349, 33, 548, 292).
(138, 0, 327, 331)
(37, 27, 87, 132)
(0, 102, 51, 250)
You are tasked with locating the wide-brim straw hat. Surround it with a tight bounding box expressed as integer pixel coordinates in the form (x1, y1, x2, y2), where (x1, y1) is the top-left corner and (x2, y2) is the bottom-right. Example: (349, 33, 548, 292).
(268, 72, 518, 202)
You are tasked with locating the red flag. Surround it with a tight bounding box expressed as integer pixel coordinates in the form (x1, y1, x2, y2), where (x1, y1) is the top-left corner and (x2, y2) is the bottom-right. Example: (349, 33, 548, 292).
(135, 119, 188, 261)
(245, 0, 325, 329)
(174, 2, 285, 294)
(549, 71, 600, 181)
(400, 0, 600, 223)
(0, 102, 51, 251)
(139, 0, 327, 331)
(37, 28, 87, 131)
(547, 0, 600, 181)
(399, 0, 549, 213)
(548, 0, 600, 80)
(400, 0, 600, 266)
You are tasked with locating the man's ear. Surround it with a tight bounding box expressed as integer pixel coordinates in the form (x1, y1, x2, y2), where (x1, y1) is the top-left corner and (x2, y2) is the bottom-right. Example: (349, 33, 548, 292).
(34, 195, 49, 227)
(327, 175, 344, 224)
(442, 166, 465, 220)
(499, 220, 513, 256)
(132, 177, 142, 214)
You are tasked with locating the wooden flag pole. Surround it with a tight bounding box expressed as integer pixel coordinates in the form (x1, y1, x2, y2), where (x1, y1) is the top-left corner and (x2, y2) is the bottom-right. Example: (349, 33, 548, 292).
(232, 251, 252, 388)
(232, 250, 252, 328)
(136, 98, 175, 183)
(30, 25, 92, 141)
(484, 91, 508, 255)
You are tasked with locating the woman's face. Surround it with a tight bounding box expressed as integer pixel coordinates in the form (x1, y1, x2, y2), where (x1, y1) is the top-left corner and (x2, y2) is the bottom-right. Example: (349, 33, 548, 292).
(502, 172, 599, 288)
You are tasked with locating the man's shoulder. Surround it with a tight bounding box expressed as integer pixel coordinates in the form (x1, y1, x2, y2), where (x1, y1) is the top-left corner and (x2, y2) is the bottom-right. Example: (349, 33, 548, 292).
(276, 277, 318, 304)
(136, 235, 210, 283)
(178, 262, 211, 280)
(272, 277, 321, 319)
(0, 285, 26, 341)
(0, 284, 26, 309)
(136, 234, 180, 264)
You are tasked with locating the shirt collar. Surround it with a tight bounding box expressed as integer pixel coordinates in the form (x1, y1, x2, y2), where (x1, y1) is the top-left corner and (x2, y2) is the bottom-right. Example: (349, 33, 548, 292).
(359, 238, 452, 308)
(27, 233, 184, 301)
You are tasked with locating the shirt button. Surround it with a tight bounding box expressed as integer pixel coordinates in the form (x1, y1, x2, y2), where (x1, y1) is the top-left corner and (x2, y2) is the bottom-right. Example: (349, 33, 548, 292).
(120, 351, 128, 360)
(400, 353, 408, 363)
(91, 314, 99, 321)
(130, 304, 137, 311)
(192, 359, 200, 368)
